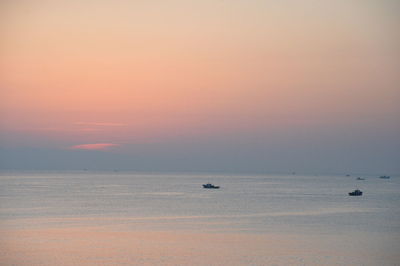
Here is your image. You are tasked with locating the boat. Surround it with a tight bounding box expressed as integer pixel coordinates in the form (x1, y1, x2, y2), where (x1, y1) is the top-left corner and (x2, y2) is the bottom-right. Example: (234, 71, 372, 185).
(379, 175, 390, 179)
(356, 177, 365, 180)
(202, 183, 220, 189)
(348, 189, 363, 196)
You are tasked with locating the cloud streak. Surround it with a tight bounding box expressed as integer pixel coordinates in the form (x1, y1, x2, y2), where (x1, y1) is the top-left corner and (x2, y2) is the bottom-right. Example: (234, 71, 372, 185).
(75, 122, 127, 127)
(68, 143, 119, 151)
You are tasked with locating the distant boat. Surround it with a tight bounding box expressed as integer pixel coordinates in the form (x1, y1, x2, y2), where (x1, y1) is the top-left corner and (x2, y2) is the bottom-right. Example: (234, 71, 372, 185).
(346, 174, 351, 177)
(379, 175, 390, 179)
(349, 189, 363, 196)
(356, 177, 365, 180)
(203, 183, 220, 189)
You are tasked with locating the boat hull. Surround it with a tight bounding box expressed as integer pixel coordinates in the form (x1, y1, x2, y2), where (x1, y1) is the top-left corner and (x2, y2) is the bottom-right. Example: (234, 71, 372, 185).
(202, 184, 220, 189)
(348, 192, 362, 196)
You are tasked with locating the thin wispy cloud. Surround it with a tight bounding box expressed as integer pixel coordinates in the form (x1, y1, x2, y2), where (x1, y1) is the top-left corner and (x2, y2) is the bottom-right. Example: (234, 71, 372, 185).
(23, 127, 102, 133)
(75, 122, 127, 127)
(68, 143, 119, 151)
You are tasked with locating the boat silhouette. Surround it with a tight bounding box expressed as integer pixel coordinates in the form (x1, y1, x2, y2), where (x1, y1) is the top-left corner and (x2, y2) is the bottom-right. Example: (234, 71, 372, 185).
(348, 189, 363, 196)
(202, 183, 220, 189)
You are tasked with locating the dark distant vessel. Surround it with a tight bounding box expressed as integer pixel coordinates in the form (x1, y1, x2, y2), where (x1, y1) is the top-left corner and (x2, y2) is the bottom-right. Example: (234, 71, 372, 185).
(379, 175, 390, 179)
(349, 189, 363, 196)
(356, 177, 365, 180)
(203, 183, 220, 189)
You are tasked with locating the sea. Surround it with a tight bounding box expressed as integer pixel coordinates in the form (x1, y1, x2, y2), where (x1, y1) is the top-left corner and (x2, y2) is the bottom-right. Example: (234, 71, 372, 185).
(0, 171, 399, 265)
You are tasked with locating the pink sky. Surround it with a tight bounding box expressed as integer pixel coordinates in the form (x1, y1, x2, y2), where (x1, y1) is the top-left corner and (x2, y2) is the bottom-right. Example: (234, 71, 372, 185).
(0, 0, 399, 172)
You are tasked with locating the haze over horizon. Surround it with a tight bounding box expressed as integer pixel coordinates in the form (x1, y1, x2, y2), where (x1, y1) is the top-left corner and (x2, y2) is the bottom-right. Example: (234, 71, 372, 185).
(1, 0, 399, 174)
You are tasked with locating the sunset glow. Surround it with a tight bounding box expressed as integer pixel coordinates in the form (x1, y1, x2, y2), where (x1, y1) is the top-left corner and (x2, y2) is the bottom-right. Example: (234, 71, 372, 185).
(1, 0, 399, 172)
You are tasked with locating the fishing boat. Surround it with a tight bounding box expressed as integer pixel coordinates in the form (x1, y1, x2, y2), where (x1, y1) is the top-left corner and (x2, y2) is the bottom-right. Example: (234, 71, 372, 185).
(348, 189, 363, 196)
(202, 183, 220, 189)
(379, 175, 390, 179)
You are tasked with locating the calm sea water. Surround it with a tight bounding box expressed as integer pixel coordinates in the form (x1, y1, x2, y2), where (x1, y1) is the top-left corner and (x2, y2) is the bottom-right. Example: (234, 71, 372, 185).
(1, 171, 399, 265)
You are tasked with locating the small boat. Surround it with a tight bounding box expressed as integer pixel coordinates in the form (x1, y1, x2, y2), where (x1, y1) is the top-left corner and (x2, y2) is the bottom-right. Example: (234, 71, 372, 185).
(349, 189, 363, 196)
(379, 175, 390, 179)
(203, 183, 220, 189)
(356, 177, 365, 180)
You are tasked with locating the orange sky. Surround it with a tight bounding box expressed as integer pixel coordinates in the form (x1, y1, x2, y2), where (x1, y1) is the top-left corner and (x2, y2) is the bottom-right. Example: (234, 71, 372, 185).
(0, 0, 399, 172)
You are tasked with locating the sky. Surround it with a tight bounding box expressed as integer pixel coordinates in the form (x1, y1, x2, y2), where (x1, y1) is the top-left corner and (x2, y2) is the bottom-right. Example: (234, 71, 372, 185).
(1, 0, 399, 174)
